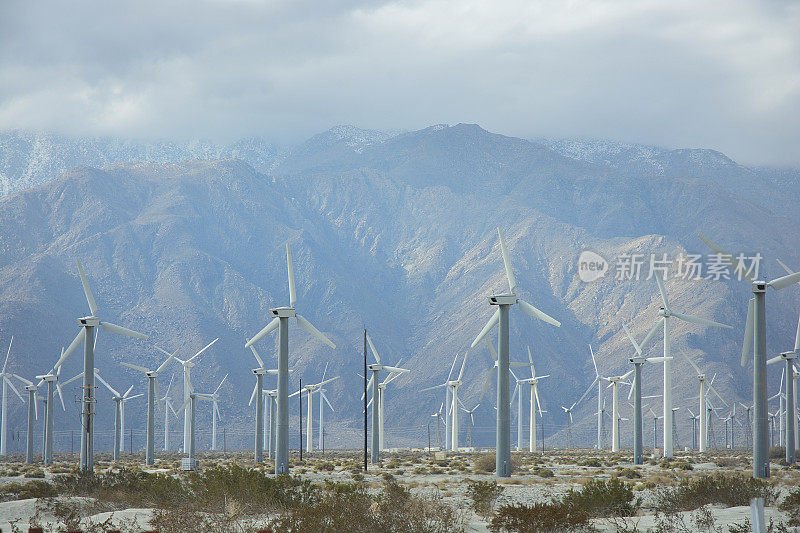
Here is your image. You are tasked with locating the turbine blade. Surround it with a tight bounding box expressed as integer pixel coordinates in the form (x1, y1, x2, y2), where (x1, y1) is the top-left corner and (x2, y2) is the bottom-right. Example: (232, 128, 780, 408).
(497, 228, 516, 293)
(296, 314, 336, 349)
(471, 309, 500, 348)
(641, 318, 664, 349)
(518, 299, 561, 327)
(322, 390, 334, 412)
(777, 258, 793, 275)
(286, 243, 297, 307)
(12, 374, 33, 387)
(155, 349, 178, 374)
(94, 371, 120, 398)
(589, 344, 599, 377)
(480, 367, 496, 399)
(246, 317, 280, 348)
(58, 329, 86, 368)
(76, 259, 99, 316)
(766, 355, 783, 365)
(420, 383, 446, 393)
(528, 346, 535, 378)
(249, 381, 258, 406)
(100, 321, 148, 339)
(6, 377, 24, 403)
(249, 345, 265, 368)
(671, 311, 731, 329)
(654, 271, 670, 311)
(742, 298, 755, 367)
(681, 350, 704, 377)
(698, 233, 754, 283)
(188, 337, 219, 362)
(707, 381, 728, 408)
(2, 336, 11, 373)
(485, 337, 498, 362)
(768, 270, 800, 291)
(62, 372, 84, 387)
(795, 310, 800, 352)
(456, 351, 468, 382)
(121, 362, 150, 373)
(534, 386, 543, 416)
(214, 374, 228, 394)
(34, 394, 38, 420)
(123, 384, 135, 398)
(366, 333, 382, 364)
(154, 379, 161, 412)
(621, 324, 642, 355)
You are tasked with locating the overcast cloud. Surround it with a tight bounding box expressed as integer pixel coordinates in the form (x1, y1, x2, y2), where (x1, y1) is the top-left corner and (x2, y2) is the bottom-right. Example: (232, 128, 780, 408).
(1, 0, 798, 165)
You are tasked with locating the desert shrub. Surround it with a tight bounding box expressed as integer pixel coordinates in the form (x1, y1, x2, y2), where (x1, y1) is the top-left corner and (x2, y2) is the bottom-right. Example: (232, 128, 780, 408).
(271, 480, 464, 533)
(466, 479, 504, 518)
(779, 485, 800, 526)
(315, 460, 335, 472)
(653, 473, 778, 512)
(23, 468, 45, 478)
(0, 480, 58, 501)
(55, 469, 188, 509)
(532, 467, 554, 478)
(557, 478, 639, 518)
(579, 458, 602, 467)
(770, 446, 786, 459)
(671, 459, 693, 471)
(189, 464, 310, 513)
(618, 468, 641, 479)
(475, 453, 496, 473)
(490, 502, 593, 533)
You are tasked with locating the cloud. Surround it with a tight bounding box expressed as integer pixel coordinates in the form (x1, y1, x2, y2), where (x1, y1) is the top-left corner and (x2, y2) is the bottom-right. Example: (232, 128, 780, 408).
(0, 0, 798, 165)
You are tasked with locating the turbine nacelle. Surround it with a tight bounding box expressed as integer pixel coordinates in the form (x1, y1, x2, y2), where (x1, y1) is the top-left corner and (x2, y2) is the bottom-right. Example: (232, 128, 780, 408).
(488, 294, 518, 306)
(271, 307, 296, 318)
(78, 316, 101, 327)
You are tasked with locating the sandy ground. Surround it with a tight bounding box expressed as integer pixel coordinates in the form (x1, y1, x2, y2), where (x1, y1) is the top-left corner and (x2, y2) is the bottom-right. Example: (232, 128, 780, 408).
(1, 449, 798, 532)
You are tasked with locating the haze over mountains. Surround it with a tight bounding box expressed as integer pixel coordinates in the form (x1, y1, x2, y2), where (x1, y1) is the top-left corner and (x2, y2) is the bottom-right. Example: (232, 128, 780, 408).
(0, 123, 798, 450)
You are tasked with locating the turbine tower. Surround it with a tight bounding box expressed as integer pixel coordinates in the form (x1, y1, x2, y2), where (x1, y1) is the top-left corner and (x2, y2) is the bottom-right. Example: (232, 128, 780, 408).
(518, 346, 549, 453)
(121, 347, 177, 465)
(174, 338, 218, 454)
(195, 374, 227, 451)
(700, 235, 800, 477)
(53, 259, 148, 473)
(423, 352, 461, 451)
(606, 370, 633, 453)
(247, 344, 280, 463)
(35, 358, 66, 466)
(290, 371, 339, 453)
(363, 333, 405, 461)
(589, 345, 604, 450)
(461, 403, 480, 447)
(12, 374, 38, 463)
(0, 337, 26, 456)
(471, 228, 561, 476)
(95, 370, 139, 461)
(161, 374, 179, 451)
(683, 353, 728, 453)
(245, 243, 336, 475)
(635, 269, 731, 458)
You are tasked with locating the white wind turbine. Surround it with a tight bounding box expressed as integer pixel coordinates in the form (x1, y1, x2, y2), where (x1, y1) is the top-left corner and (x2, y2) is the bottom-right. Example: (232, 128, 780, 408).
(317, 373, 335, 451)
(588, 345, 604, 450)
(362, 333, 406, 461)
(245, 243, 336, 474)
(247, 343, 279, 463)
(682, 352, 728, 453)
(174, 365, 201, 469)
(95, 369, 141, 460)
(12, 373, 39, 464)
(378, 365, 409, 451)
(0, 337, 26, 456)
(560, 379, 597, 449)
(422, 352, 461, 451)
(517, 346, 549, 452)
(52, 259, 148, 473)
(460, 402, 480, 447)
(195, 374, 227, 451)
(161, 374, 179, 451)
(35, 355, 67, 466)
(606, 369, 634, 453)
(120, 347, 177, 464)
(622, 324, 672, 463)
(447, 353, 468, 450)
(174, 338, 218, 454)
(635, 270, 731, 458)
(289, 369, 339, 453)
(471, 228, 561, 477)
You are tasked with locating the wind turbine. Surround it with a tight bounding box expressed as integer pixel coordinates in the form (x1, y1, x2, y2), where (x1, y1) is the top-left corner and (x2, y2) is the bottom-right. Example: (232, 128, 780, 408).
(52, 259, 148, 473)
(561, 402, 577, 448)
(682, 353, 728, 453)
(517, 346, 548, 452)
(195, 374, 227, 451)
(35, 355, 66, 466)
(245, 243, 336, 474)
(289, 370, 339, 453)
(120, 347, 177, 464)
(247, 343, 280, 463)
(161, 374, 179, 451)
(422, 352, 460, 452)
(687, 408, 700, 449)
(621, 325, 671, 464)
(588, 345, 604, 450)
(471, 228, 561, 476)
(174, 338, 218, 454)
(461, 402, 480, 447)
(634, 268, 731, 458)
(0, 337, 26, 456)
(770, 369, 785, 448)
(362, 333, 405, 461)
(699, 235, 800, 477)
(95, 370, 140, 460)
(175, 367, 200, 469)
(606, 370, 633, 452)
(12, 373, 39, 464)
(264, 389, 277, 458)
(447, 353, 468, 450)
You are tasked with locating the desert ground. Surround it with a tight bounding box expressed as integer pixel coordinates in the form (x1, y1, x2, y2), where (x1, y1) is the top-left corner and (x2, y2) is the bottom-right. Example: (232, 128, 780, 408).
(1, 448, 799, 532)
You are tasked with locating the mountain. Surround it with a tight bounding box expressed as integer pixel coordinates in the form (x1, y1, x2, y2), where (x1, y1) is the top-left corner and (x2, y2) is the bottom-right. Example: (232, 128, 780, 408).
(0, 131, 285, 198)
(0, 124, 798, 452)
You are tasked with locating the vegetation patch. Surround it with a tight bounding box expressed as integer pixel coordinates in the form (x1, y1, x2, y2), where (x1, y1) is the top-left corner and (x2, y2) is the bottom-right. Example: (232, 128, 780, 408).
(653, 472, 778, 512)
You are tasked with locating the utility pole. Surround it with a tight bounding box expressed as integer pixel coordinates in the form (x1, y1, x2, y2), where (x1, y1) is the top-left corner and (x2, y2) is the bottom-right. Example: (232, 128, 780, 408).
(223, 429, 226, 453)
(130, 428, 133, 456)
(363, 329, 368, 472)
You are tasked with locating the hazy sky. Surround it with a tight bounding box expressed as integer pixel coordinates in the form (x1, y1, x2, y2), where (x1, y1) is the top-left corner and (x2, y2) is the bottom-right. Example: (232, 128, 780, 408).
(1, 0, 799, 165)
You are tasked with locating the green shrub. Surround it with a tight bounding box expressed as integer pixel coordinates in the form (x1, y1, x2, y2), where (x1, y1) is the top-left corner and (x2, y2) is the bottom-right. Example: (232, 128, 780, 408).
(490, 502, 593, 533)
(475, 453, 496, 473)
(466, 479, 504, 518)
(532, 467, 554, 478)
(0, 480, 58, 501)
(558, 478, 639, 518)
(653, 473, 778, 512)
(54, 469, 188, 509)
(779, 485, 800, 526)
